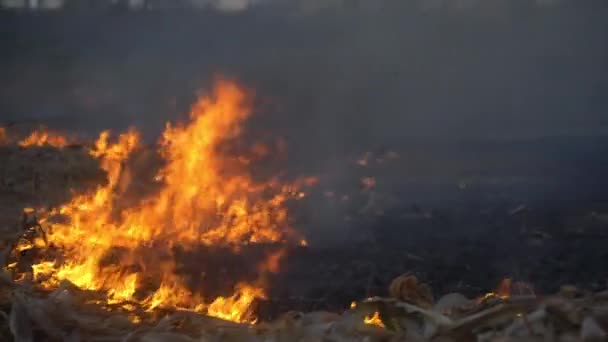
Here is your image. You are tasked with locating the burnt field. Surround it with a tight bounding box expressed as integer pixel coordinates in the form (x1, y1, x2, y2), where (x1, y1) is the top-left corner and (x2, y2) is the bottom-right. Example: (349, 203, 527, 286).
(258, 137, 608, 319)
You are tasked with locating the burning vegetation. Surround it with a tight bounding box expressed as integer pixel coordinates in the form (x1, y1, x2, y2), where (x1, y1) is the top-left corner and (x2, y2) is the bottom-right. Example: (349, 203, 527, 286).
(4, 78, 311, 324)
(363, 311, 385, 328)
(18, 129, 70, 148)
(0, 126, 75, 148)
(0, 79, 607, 341)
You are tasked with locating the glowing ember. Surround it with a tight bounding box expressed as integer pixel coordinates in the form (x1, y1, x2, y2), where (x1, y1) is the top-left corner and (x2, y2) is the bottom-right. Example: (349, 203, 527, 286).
(364, 311, 385, 328)
(18, 128, 70, 148)
(14, 78, 311, 323)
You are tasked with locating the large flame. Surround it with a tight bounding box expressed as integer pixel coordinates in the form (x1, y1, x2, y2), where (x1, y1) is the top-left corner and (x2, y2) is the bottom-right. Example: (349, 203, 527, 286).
(16, 78, 309, 323)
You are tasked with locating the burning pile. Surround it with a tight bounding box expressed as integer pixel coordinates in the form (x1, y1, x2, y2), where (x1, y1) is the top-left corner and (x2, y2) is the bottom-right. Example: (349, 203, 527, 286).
(4, 78, 311, 324)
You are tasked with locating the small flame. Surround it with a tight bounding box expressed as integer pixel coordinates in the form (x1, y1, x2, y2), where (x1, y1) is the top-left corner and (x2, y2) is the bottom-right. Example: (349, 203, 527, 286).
(31, 261, 56, 280)
(207, 284, 265, 323)
(18, 128, 70, 148)
(364, 311, 385, 328)
(477, 278, 513, 303)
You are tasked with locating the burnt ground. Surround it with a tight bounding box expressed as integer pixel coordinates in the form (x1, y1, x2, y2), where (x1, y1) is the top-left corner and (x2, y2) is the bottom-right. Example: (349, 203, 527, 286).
(261, 204, 608, 319)
(2, 139, 608, 321)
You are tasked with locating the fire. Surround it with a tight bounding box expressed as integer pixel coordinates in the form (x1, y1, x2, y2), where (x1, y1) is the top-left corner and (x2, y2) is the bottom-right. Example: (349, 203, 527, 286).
(207, 283, 265, 323)
(477, 278, 535, 303)
(15, 78, 310, 323)
(364, 311, 385, 328)
(18, 128, 70, 148)
(477, 278, 512, 304)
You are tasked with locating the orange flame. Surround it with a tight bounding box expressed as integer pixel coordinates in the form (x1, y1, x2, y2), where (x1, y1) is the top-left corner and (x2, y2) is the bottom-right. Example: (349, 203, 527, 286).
(207, 283, 265, 323)
(477, 278, 515, 304)
(364, 311, 385, 328)
(18, 128, 70, 148)
(18, 78, 310, 323)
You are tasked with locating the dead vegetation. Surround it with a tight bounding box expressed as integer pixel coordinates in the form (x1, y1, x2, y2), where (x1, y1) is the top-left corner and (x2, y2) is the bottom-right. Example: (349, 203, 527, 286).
(1, 249, 607, 342)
